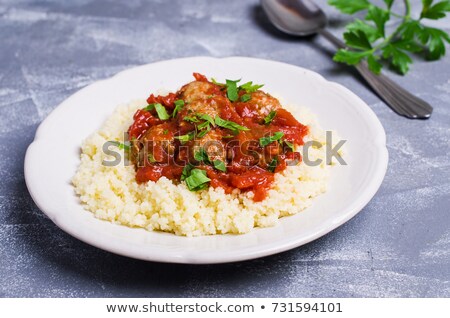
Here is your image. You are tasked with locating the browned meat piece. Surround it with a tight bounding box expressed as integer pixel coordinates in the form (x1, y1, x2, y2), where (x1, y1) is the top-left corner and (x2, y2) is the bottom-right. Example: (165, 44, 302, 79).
(132, 122, 176, 166)
(245, 91, 281, 117)
(176, 96, 229, 133)
(187, 129, 226, 163)
(178, 98, 220, 120)
(178, 81, 220, 103)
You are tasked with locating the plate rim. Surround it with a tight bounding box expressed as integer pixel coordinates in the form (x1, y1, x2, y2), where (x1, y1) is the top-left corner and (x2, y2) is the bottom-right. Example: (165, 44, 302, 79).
(24, 56, 388, 264)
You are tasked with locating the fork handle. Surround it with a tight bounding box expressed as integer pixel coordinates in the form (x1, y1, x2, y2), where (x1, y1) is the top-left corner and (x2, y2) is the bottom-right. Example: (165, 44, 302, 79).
(319, 29, 433, 119)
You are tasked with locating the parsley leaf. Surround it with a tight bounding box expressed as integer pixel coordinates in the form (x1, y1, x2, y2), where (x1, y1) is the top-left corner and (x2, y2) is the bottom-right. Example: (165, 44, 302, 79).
(284, 140, 295, 152)
(194, 148, 210, 164)
(367, 55, 383, 74)
(226, 79, 240, 102)
(259, 132, 284, 147)
(240, 93, 251, 102)
(194, 149, 227, 172)
(382, 44, 413, 74)
(268, 158, 278, 173)
(175, 131, 195, 144)
(333, 49, 371, 65)
(154, 103, 170, 120)
(263, 110, 277, 125)
(383, 0, 394, 9)
(328, 0, 370, 14)
(365, 6, 390, 38)
(196, 126, 211, 138)
(184, 115, 199, 123)
(184, 169, 211, 191)
(344, 29, 372, 50)
(211, 78, 225, 86)
(213, 160, 227, 172)
(196, 113, 215, 127)
(181, 163, 194, 181)
(398, 20, 423, 41)
(328, 0, 450, 75)
(143, 104, 155, 111)
(172, 99, 184, 118)
(420, 26, 450, 60)
(214, 116, 249, 134)
(421, 0, 450, 20)
(148, 153, 156, 163)
(346, 19, 382, 42)
(239, 81, 264, 93)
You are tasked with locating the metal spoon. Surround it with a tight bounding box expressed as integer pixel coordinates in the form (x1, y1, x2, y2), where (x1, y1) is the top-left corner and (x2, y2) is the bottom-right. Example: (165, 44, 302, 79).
(261, 0, 433, 119)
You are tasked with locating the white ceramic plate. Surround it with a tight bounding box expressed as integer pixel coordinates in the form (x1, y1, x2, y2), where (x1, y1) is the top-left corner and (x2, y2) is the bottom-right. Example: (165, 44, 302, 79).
(25, 57, 388, 264)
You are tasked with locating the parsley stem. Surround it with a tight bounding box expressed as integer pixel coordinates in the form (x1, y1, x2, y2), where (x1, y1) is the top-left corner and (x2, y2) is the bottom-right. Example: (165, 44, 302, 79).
(404, 0, 411, 19)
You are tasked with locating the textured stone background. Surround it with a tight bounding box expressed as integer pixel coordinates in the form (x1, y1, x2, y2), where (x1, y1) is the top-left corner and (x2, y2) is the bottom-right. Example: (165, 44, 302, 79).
(0, 0, 449, 297)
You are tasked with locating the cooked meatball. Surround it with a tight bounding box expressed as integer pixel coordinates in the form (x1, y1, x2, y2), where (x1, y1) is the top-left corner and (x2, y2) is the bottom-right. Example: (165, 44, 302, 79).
(133, 123, 176, 166)
(245, 91, 281, 117)
(176, 96, 228, 133)
(178, 81, 220, 103)
(188, 129, 226, 163)
(178, 98, 220, 120)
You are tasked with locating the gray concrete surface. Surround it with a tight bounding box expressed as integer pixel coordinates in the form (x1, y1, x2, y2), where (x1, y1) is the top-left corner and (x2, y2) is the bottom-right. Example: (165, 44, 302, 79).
(0, 0, 449, 297)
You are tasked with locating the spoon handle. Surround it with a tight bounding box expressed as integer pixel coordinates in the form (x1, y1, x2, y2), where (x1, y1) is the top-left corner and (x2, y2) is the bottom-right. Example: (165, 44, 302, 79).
(319, 29, 433, 119)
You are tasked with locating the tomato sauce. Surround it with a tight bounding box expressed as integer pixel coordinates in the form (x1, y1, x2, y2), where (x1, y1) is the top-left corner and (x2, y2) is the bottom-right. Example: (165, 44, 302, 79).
(127, 73, 308, 201)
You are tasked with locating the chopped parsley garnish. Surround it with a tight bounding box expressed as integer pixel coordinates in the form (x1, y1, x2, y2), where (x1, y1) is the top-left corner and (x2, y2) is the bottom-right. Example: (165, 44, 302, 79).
(259, 132, 284, 147)
(226, 79, 240, 102)
(148, 153, 156, 163)
(155, 103, 170, 120)
(175, 131, 195, 143)
(181, 164, 194, 181)
(184, 169, 211, 191)
(197, 120, 210, 130)
(194, 149, 227, 172)
(184, 115, 199, 123)
(143, 103, 170, 120)
(111, 141, 130, 151)
(163, 129, 169, 135)
(194, 148, 210, 163)
(284, 140, 295, 152)
(143, 104, 155, 111)
(213, 160, 227, 172)
(268, 158, 278, 173)
(211, 78, 225, 86)
(240, 93, 251, 102)
(264, 110, 277, 125)
(196, 126, 211, 138)
(239, 81, 264, 93)
(184, 113, 215, 138)
(214, 116, 249, 134)
(196, 113, 215, 127)
(213, 78, 264, 102)
(172, 99, 184, 118)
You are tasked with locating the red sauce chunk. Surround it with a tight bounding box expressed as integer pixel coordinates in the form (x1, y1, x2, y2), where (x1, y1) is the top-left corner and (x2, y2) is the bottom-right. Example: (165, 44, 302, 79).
(127, 73, 308, 202)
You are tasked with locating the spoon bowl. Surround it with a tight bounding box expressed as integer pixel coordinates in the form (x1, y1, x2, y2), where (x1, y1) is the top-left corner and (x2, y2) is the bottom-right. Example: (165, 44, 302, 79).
(261, 0, 327, 36)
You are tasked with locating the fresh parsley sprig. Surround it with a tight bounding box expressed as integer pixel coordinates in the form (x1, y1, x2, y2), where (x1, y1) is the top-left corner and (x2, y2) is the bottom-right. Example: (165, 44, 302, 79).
(143, 103, 170, 120)
(263, 110, 277, 125)
(214, 116, 250, 134)
(211, 77, 264, 102)
(184, 168, 211, 191)
(329, 0, 450, 75)
(194, 148, 227, 172)
(259, 132, 284, 147)
(172, 99, 184, 118)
